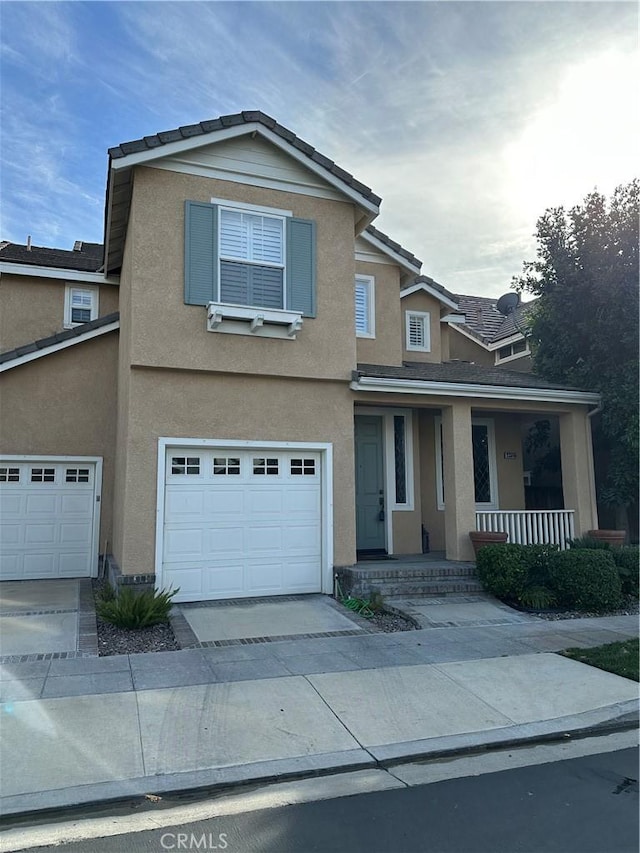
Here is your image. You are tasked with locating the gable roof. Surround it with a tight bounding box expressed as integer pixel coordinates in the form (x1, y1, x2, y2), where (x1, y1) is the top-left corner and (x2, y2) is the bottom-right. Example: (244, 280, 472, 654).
(401, 275, 459, 311)
(0, 312, 119, 371)
(105, 111, 384, 274)
(0, 241, 103, 272)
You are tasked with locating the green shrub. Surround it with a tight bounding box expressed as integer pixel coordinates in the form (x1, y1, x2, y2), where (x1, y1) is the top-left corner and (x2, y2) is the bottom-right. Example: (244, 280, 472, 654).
(520, 544, 559, 588)
(518, 585, 557, 610)
(476, 544, 527, 601)
(611, 546, 640, 597)
(96, 586, 179, 629)
(568, 536, 611, 550)
(548, 550, 622, 613)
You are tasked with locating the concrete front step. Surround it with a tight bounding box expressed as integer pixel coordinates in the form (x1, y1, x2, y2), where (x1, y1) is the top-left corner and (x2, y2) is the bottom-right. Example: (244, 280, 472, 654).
(337, 564, 482, 599)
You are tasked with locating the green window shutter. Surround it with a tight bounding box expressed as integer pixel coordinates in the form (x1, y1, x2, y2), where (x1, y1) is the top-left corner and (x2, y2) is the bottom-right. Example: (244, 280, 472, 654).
(184, 201, 218, 305)
(287, 217, 316, 317)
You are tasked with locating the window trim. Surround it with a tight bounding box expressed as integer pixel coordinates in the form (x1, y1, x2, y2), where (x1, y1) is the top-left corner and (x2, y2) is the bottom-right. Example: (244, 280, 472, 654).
(64, 284, 99, 329)
(214, 199, 290, 311)
(355, 274, 376, 339)
(495, 338, 530, 364)
(405, 310, 431, 352)
(434, 416, 499, 511)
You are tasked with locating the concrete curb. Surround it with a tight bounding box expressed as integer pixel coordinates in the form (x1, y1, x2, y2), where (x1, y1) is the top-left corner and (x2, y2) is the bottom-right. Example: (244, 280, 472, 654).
(2, 700, 637, 821)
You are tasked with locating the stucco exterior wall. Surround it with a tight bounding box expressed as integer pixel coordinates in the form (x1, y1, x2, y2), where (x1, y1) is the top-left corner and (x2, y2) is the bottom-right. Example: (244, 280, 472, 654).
(355, 260, 402, 367)
(493, 414, 526, 509)
(125, 167, 357, 380)
(400, 291, 443, 363)
(418, 409, 446, 551)
(116, 368, 357, 575)
(0, 274, 119, 353)
(448, 328, 493, 366)
(0, 332, 118, 549)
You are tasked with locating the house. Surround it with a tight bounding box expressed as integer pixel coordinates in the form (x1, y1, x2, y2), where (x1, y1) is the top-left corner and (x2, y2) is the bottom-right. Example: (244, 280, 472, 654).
(0, 111, 601, 602)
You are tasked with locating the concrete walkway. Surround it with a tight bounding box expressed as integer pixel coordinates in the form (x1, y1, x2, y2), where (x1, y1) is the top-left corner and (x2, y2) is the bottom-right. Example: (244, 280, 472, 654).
(0, 612, 637, 818)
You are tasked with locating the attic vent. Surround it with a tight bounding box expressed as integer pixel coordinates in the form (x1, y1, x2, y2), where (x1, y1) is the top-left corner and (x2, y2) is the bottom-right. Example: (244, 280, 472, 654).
(73, 241, 83, 252)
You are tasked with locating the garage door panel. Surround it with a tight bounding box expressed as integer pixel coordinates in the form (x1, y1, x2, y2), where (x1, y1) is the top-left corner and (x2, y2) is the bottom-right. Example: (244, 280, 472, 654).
(0, 494, 22, 515)
(163, 448, 322, 602)
(1, 524, 22, 545)
(60, 493, 94, 515)
(23, 553, 58, 578)
(58, 553, 92, 577)
(25, 493, 58, 514)
(24, 523, 57, 545)
(59, 522, 93, 545)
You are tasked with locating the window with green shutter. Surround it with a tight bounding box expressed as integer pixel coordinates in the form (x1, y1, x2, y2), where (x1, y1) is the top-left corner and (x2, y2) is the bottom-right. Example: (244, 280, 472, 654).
(184, 199, 316, 318)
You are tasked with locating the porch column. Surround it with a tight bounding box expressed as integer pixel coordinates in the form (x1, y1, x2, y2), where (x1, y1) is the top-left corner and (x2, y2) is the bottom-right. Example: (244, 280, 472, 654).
(442, 402, 476, 561)
(559, 409, 599, 535)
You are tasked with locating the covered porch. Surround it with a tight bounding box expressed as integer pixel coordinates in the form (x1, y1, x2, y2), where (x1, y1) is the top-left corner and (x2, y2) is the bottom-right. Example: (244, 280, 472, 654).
(351, 361, 601, 562)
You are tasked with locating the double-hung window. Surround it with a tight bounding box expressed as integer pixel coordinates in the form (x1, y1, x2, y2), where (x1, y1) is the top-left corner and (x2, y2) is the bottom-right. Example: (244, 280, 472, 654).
(184, 199, 316, 320)
(355, 275, 375, 337)
(64, 285, 99, 328)
(219, 207, 285, 309)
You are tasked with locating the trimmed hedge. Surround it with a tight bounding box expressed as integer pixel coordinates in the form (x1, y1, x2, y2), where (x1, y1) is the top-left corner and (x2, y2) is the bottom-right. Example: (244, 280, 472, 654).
(548, 550, 623, 613)
(611, 546, 639, 597)
(476, 543, 558, 603)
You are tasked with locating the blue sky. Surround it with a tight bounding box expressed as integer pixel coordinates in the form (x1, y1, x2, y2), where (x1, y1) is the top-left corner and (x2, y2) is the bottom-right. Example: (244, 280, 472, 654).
(1, 1, 637, 296)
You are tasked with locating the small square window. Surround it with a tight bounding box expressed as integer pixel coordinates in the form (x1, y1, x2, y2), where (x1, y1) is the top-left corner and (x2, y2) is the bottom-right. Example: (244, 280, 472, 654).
(291, 458, 316, 475)
(171, 456, 200, 475)
(31, 467, 55, 482)
(66, 468, 90, 483)
(213, 457, 241, 475)
(65, 285, 99, 328)
(0, 467, 20, 482)
(253, 457, 279, 475)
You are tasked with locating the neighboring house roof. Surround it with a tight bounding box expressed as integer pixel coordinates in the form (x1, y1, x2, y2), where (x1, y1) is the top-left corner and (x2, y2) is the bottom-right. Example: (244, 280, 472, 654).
(454, 294, 534, 345)
(401, 275, 459, 310)
(0, 241, 103, 272)
(0, 312, 120, 371)
(108, 111, 382, 207)
(353, 361, 599, 404)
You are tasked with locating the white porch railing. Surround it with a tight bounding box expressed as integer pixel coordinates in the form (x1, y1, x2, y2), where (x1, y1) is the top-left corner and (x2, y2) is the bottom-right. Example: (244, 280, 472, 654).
(475, 510, 575, 550)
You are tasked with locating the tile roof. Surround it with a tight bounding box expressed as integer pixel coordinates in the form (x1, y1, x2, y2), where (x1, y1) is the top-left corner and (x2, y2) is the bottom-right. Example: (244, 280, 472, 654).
(454, 294, 534, 344)
(0, 312, 119, 365)
(405, 275, 459, 306)
(355, 360, 581, 391)
(364, 225, 422, 268)
(0, 241, 104, 272)
(108, 110, 382, 207)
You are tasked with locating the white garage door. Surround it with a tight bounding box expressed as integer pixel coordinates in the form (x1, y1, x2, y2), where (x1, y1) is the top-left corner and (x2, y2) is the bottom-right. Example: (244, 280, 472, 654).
(0, 460, 98, 580)
(162, 448, 322, 602)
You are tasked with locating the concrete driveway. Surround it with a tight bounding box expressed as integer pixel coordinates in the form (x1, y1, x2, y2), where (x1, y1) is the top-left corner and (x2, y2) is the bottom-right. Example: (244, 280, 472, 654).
(0, 579, 97, 661)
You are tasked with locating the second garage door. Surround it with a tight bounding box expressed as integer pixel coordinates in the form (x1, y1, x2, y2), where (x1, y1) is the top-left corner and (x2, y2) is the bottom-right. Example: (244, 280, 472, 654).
(162, 448, 322, 602)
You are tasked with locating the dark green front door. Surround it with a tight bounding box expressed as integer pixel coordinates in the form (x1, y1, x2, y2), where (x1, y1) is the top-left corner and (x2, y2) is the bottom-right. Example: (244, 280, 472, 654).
(355, 415, 386, 552)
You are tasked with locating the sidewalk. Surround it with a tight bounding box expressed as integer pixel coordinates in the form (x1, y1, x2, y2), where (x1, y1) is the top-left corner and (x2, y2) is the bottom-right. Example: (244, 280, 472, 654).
(0, 614, 637, 817)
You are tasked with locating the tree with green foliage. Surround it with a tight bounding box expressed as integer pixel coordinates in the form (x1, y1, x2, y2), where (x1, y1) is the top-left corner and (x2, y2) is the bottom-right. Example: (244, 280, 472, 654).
(513, 180, 639, 529)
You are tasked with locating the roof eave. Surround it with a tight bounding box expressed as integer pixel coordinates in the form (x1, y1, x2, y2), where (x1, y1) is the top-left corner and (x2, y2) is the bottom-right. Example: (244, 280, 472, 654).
(350, 375, 600, 405)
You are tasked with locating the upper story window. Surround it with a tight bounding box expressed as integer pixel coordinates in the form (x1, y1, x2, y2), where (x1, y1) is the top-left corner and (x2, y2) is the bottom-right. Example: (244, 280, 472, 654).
(184, 199, 316, 322)
(64, 285, 99, 328)
(495, 338, 529, 364)
(219, 206, 286, 310)
(405, 311, 430, 352)
(355, 274, 375, 338)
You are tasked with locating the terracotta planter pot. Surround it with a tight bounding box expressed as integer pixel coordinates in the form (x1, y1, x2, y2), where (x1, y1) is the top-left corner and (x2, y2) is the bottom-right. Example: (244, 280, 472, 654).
(469, 530, 508, 558)
(587, 529, 626, 547)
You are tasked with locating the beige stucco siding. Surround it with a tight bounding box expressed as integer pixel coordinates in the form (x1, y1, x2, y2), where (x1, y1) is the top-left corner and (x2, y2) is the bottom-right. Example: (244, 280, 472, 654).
(418, 410, 446, 551)
(355, 261, 402, 366)
(400, 291, 443, 363)
(448, 328, 493, 366)
(493, 414, 526, 509)
(0, 274, 119, 353)
(125, 167, 357, 380)
(115, 368, 357, 575)
(0, 332, 118, 550)
(391, 417, 423, 553)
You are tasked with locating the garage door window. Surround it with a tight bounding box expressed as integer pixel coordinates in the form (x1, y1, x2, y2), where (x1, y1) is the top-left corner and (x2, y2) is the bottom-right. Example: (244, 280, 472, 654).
(171, 457, 201, 475)
(253, 457, 279, 475)
(66, 468, 90, 483)
(31, 467, 55, 482)
(291, 459, 316, 475)
(213, 457, 241, 475)
(0, 467, 20, 482)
